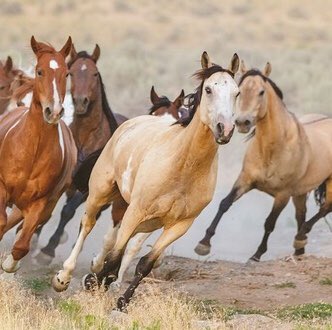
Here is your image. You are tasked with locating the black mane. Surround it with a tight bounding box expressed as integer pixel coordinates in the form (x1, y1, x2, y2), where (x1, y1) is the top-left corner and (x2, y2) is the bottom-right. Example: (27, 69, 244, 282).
(67, 51, 91, 68)
(239, 69, 283, 100)
(149, 96, 171, 114)
(175, 65, 234, 127)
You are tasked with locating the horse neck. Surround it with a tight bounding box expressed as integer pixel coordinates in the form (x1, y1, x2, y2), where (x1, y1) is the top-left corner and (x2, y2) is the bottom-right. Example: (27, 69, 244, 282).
(254, 85, 295, 158)
(70, 84, 110, 153)
(180, 107, 218, 164)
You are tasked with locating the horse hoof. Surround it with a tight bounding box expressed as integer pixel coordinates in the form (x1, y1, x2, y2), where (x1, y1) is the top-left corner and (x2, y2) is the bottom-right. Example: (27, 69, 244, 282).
(194, 243, 211, 256)
(116, 296, 128, 312)
(90, 256, 103, 274)
(82, 273, 99, 291)
(110, 280, 121, 292)
(293, 239, 307, 250)
(52, 270, 71, 292)
(34, 251, 53, 265)
(1, 255, 20, 273)
(59, 231, 69, 245)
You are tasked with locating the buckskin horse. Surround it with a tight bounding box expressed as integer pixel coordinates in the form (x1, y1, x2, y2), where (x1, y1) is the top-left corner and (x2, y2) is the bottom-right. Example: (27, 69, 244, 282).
(195, 60, 332, 262)
(52, 51, 239, 311)
(0, 36, 76, 272)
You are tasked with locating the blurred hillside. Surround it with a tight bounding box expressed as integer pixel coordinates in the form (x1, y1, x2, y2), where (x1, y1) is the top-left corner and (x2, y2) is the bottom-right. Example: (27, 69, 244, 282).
(0, 0, 331, 117)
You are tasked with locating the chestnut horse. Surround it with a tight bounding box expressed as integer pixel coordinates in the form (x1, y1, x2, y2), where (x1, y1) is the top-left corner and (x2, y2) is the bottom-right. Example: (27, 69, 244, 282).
(0, 36, 76, 272)
(0, 56, 32, 115)
(195, 61, 332, 261)
(52, 52, 239, 311)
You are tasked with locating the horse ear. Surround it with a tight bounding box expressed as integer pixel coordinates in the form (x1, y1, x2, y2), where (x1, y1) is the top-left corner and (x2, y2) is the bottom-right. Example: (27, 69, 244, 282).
(240, 59, 248, 74)
(263, 62, 272, 77)
(201, 51, 212, 69)
(70, 43, 78, 60)
(4, 56, 13, 73)
(59, 36, 72, 59)
(228, 53, 240, 74)
(150, 86, 160, 105)
(91, 44, 100, 63)
(174, 89, 185, 108)
(31, 36, 41, 55)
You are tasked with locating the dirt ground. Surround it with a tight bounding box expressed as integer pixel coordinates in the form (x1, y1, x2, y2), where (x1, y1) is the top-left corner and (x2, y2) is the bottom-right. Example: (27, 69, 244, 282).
(13, 254, 332, 313)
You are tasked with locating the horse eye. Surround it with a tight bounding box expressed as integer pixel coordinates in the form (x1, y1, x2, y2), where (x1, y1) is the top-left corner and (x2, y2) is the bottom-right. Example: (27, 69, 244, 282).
(0, 86, 5, 90)
(259, 90, 265, 96)
(37, 69, 42, 77)
(205, 86, 212, 94)
(93, 72, 98, 77)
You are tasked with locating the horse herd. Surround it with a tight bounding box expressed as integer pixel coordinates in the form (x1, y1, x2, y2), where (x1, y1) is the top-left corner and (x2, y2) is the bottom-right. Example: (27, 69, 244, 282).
(0, 36, 331, 311)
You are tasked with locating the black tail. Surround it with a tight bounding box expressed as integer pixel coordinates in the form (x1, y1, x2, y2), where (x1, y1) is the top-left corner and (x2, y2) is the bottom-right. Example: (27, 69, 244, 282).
(314, 180, 327, 207)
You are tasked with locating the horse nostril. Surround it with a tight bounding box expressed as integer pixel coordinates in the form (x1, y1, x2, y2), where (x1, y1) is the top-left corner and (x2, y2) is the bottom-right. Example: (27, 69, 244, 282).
(72, 97, 77, 105)
(45, 107, 52, 117)
(235, 119, 240, 126)
(83, 97, 89, 105)
(217, 123, 224, 135)
(244, 119, 251, 126)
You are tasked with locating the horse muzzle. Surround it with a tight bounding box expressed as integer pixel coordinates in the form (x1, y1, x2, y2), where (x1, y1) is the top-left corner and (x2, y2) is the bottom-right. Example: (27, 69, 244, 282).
(73, 96, 90, 115)
(215, 123, 235, 145)
(235, 116, 254, 134)
(43, 106, 64, 124)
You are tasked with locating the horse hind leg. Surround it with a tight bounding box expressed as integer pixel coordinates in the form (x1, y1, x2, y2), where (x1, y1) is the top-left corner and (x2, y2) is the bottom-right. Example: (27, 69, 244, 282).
(292, 194, 307, 256)
(116, 218, 194, 312)
(294, 179, 332, 250)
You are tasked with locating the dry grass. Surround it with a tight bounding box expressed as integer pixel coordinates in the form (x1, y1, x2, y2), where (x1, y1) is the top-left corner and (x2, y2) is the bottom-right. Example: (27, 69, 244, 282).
(0, 278, 216, 330)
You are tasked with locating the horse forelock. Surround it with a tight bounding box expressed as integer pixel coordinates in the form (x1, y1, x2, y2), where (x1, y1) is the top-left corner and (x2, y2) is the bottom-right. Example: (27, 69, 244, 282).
(239, 69, 283, 100)
(174, 65, 233, 127)
(68, 51, 94, 68)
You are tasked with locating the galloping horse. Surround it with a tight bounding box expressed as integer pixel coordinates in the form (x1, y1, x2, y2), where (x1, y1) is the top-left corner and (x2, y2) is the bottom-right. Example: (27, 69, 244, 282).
(195, 61, 332, 261)
(0, 36, 76, 272)
(52, 51, 239, 311)
(0, 56, 32, 115)
(34, 44, 128, 263)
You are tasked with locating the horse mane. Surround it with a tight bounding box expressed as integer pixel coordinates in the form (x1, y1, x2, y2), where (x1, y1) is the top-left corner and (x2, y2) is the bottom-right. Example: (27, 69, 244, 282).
(239, 69, 283, 100)
(149, 96, 171, 114)
(175, 65, 234, 127)
(11, 76, 34, 104)
(98, 73, 119, 134)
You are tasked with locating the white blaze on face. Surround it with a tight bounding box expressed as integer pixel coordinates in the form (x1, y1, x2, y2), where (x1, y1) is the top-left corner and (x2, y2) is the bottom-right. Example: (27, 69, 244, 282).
(122, 155, 133, 193)
(81, 64, 87, 71)
(201, 71, 238, 137)
(49, 59, 62, 112)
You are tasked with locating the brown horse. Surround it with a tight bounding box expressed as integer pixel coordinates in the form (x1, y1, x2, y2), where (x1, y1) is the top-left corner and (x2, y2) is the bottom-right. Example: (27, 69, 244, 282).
(31, 44, 129, 264)
(0, 36, 77, 272)
(149, 86, 186, 120)
(52, 51, 239, 311)
(195, 61, 332, 261)
(0, 56, 32, 115)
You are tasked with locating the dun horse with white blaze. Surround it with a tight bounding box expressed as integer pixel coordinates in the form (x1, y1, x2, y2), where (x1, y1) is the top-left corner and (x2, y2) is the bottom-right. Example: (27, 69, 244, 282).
(52, 52, 239, 311)
(195, 61, 332, 261)
(0, 37, 76, 272)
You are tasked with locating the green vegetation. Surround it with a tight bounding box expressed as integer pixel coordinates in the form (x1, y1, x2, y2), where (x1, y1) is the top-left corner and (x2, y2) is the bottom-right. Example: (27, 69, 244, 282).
(277, 303, 332, 320)
(319, 278, 332, 286)
(23, 277, 50, 294)
(273, 281, 296, 289)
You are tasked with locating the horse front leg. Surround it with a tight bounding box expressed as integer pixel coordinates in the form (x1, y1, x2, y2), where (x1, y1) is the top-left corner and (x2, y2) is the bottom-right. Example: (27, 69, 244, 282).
(36, 191, 86, 264)
(1, 199, 49, 273)
(195, 174, 252, 256)
(249, 195, 290, 262)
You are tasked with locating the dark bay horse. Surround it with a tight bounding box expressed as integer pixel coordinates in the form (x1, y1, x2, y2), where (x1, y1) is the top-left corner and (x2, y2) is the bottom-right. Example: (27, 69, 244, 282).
(34, 44, 128, 263)
(52, 51, 239, 311)
(0, 36, 77, 272)
(195, 61, 332, 261)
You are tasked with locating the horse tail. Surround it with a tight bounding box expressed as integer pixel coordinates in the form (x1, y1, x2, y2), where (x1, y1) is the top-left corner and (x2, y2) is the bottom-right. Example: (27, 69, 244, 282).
(11, 76, 34, 106)
(314, 180, 327, 207)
